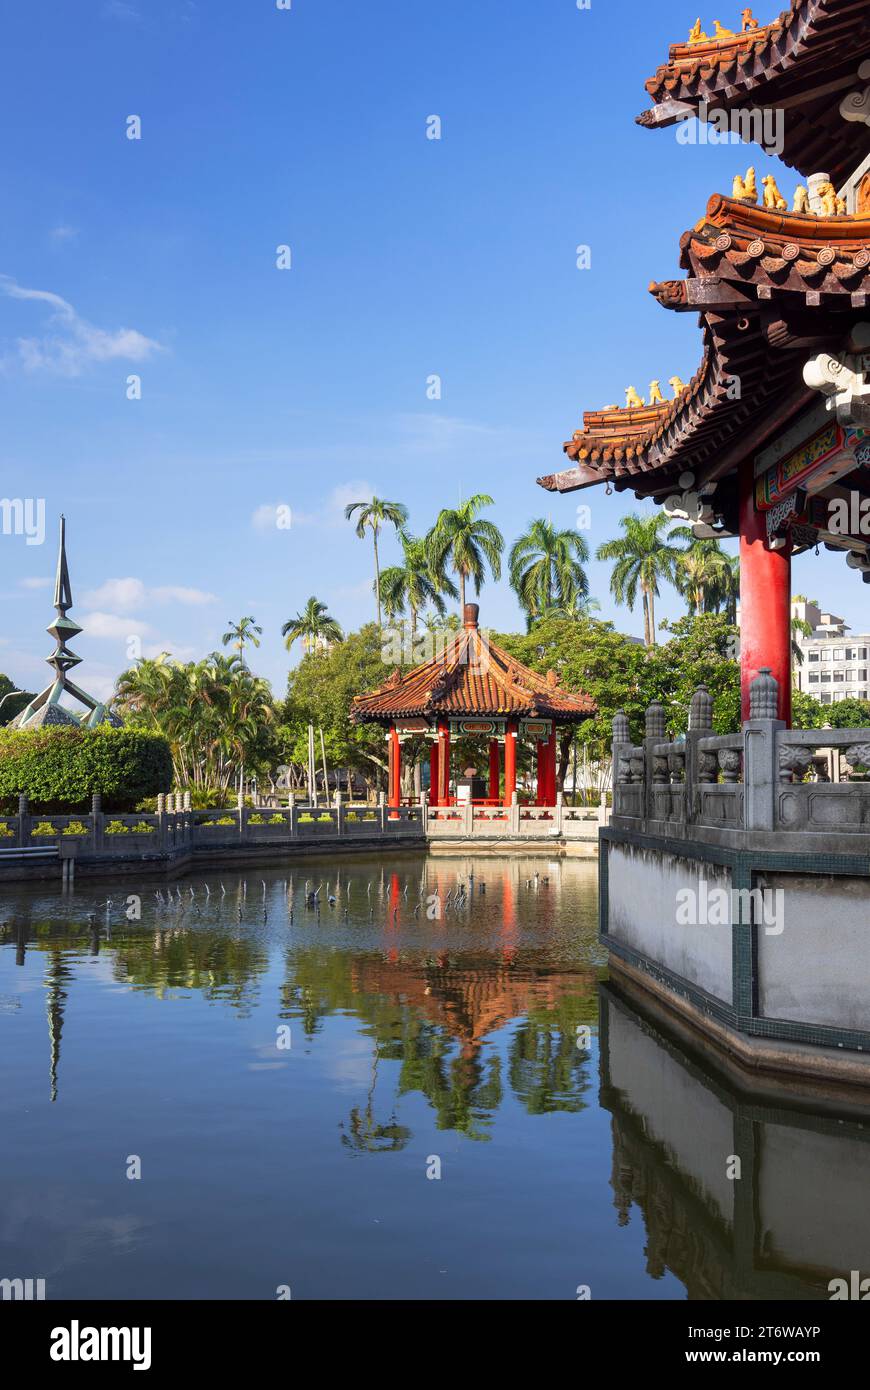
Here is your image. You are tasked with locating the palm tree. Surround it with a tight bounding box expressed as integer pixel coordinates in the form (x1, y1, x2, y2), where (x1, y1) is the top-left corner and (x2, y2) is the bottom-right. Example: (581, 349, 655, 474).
(221, 616, 262, 669)
(670, 535, 736, 616)
(509, 519, 589, 629)
(596, 513, 687, 647)
(427, 494, 504, 614)
(378, 531, 458, 639)
(281, 597, 343, 654)
(344, 497, 409, 631)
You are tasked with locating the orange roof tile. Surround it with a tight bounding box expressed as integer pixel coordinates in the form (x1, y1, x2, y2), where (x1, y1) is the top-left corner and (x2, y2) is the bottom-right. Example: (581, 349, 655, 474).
(351, 605, 595, 725)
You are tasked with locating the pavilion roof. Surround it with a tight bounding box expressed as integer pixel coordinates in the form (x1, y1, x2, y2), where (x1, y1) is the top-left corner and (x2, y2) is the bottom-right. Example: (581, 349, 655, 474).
(539, 194, 870, 499)
(638, 0, 870, 188)
(351, 605, 595, 725)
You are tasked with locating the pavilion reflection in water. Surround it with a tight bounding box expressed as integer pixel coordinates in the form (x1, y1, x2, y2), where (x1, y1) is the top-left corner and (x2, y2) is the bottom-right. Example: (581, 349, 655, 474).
(600, 980, 870, 1300)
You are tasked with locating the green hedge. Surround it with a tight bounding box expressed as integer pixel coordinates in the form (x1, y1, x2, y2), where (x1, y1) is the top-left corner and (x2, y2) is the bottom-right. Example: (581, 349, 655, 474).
(0, 727, 173, 812)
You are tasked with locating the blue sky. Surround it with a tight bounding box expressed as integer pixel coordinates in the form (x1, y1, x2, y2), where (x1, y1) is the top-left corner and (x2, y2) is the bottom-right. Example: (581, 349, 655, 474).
(0, 0, 860, 700)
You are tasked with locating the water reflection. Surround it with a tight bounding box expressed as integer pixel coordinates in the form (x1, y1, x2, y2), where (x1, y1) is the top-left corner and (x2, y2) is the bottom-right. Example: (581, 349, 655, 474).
(601, 979, 870, 1300)
(1, 855, 869, 1299)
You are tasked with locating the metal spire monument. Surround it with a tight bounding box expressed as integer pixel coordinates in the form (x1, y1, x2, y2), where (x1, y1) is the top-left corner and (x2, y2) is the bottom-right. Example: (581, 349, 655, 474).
(12, 515, 122, 730)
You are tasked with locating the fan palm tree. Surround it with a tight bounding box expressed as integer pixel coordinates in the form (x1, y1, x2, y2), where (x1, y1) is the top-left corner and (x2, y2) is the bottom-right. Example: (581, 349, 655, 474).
(221, 616, 262, 669)
(596, 513, 687, 647)
(378, 531, 458, 639)
(281, 597, 343, 654)
(344, 497, 409, 631)
(509, 519, 590, 629)
(426, 494, 504, 614)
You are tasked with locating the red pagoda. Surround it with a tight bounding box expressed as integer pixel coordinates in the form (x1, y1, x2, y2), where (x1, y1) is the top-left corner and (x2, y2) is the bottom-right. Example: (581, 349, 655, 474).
(351, 603, 595, 807)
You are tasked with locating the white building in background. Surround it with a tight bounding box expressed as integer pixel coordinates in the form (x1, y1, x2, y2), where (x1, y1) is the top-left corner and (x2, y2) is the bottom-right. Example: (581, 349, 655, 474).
(792, 599, 870, 706)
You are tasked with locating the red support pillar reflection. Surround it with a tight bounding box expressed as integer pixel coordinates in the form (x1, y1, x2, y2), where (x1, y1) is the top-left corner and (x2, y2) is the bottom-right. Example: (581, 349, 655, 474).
(488, 739, 500, 802)
(388, 725, 401, 808)
(429, 739, 440, 807)
(739, 456, 792, 725)
(503, 720, 517, 807)
(437, 720, 451, 805)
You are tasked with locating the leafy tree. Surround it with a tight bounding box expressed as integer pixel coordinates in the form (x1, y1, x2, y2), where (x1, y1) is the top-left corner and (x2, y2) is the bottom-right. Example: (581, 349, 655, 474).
(284, 623, 414, 791)
(281, 597, 343, 653)
(596, 512, 687, 646)
(427, 494, 503, 614)
(791, 688, 826, 730)
(0, 674, 34, 727)
(826, 697, 870, 729)
(344, 497, 409, 631)
(509, 518, 589, 629)
(115, 652, 275, 794)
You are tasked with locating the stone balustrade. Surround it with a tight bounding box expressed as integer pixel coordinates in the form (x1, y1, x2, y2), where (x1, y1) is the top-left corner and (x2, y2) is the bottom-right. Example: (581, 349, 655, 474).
(612, 669, 870, 845)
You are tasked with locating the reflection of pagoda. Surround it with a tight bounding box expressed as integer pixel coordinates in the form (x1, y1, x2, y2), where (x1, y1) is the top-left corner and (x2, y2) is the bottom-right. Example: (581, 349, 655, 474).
(13, 515, 122, 730)
(350, 955, 595, 1062)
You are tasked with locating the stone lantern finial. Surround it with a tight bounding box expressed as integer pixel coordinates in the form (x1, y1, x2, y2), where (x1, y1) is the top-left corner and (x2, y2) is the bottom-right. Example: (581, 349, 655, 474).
(645, 699, 666, 740)
(749, 667, 779, 720)
(688, 683, 713, 731)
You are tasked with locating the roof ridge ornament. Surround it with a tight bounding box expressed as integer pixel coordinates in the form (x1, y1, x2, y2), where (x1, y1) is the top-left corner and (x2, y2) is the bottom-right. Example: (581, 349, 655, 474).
(840, 59, 870, 127)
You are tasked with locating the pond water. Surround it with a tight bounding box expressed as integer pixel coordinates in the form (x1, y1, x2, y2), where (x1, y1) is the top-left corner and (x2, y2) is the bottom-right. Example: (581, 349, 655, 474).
(1, 853, 868, 1301)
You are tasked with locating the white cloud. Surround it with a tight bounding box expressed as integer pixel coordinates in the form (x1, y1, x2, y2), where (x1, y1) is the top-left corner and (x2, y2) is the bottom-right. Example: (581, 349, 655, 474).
(18, 576, 51, 590)
(0, 277, 164, 376)
(81, 578, 216, 611)
(80, 612, 153, 640)
(102, 0, 141, 20)
(49, 225, 78, 244)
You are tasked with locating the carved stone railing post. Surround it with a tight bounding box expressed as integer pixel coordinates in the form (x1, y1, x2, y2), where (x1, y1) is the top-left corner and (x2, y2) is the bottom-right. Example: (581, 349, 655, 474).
(17, 793, 28, 848)
(91, 792, 104, 853)
(743, 667, 784, 831)
(685, 683, 713, 818)
(612, 709, 631, 813)
(643, 700, 666, 821)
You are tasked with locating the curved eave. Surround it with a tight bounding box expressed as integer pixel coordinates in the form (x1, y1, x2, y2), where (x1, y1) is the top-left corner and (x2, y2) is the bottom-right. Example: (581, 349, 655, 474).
(636, 0, 870, 186)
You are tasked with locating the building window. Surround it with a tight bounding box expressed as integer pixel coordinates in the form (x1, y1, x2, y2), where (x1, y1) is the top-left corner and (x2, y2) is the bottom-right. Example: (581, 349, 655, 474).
(846, 647, 856, 660)
(822, 649, 832, 661)
(809, 674, 819, 683)
(820, 671, 831, 682)
(821, 692, 832, 704)
(834, 672, 845, 682)
(833, 649, 845, 661)
(808, 651, 820, 662)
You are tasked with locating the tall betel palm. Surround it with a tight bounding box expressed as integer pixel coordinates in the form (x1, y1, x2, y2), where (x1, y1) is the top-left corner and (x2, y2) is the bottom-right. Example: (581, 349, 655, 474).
(344, 497, 409, 631)
(281, 597, 344, 654)
(378, 531, 458, 638)
(509, 518, 589, 629)
(427, 494, 504, 614)
(221, 616, 262, 669)
(670, 535, 736, 616)
(596, 513, 687, 647)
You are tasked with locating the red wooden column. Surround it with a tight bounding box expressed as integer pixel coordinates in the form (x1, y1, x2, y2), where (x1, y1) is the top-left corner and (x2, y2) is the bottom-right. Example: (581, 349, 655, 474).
(388, 725, 401, 807)
(488, 739, 500, 802)
(535, 739, 547, 806)
(546, 729, 558, 805)
(429, 738, 440, 807)
(503, 720, 517, 806)
(437, 720, 451, 805)
(739, 456, 791, 725)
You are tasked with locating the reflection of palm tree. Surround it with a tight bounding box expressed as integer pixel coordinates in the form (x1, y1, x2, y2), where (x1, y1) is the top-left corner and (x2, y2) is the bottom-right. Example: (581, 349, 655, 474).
(340, 1049, 411, 1153)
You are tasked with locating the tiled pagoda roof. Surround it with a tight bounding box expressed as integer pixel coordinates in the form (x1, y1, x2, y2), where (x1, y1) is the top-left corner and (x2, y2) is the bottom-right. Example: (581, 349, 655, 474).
(351, 605, 595, 725)
(638, 0, 870, 187)
(539, 195, 870, 498)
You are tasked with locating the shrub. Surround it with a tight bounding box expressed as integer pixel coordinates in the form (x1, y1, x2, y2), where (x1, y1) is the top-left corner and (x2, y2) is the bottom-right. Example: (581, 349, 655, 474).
(0, 727, 172, 812)
(105, 820, 130, 835)
(63, 820, 90, 836)
(31, 821, 57, 837)
(0, 822, 14, 837)
(130, 821, 155, 834)
(203, 816, 236, 827)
